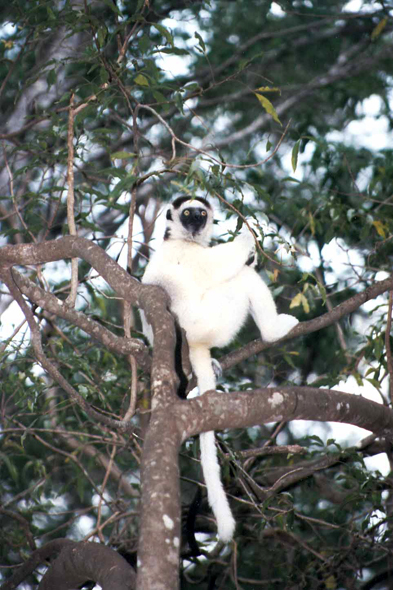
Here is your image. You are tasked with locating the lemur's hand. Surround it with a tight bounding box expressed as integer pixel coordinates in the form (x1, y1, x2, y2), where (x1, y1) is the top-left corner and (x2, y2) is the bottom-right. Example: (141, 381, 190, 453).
(238, 217, 259, 249)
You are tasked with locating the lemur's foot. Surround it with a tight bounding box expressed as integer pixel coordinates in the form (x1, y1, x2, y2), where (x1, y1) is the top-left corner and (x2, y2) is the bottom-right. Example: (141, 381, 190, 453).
(262, 314, 299, 342)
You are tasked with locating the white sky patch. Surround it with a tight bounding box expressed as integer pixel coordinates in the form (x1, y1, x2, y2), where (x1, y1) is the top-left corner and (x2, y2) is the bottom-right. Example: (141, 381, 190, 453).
(0, 210, 146, 349)
(73, 514, 95, 538)
(343, 0, 390, 14)
(286, 375, 391, 475)
(0, 22, 17, 38)
(269, 2, 286, 17)
(327, 94, 392, 150)
(280, 139, 315, 182)
(155, 11, 211, 79)
(297, 240, 322, 273)
(110, 213, 144, 269)
(156, 51, 192, 79)
(0, 299, 28, 342)
(281, 92, 393, 187)
(295, 235, 365, 282)
(321, 238, 365, 284)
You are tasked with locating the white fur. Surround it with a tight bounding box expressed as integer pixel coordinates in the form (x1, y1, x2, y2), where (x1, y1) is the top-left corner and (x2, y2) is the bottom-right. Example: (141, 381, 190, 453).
(141, 198, 298, 542)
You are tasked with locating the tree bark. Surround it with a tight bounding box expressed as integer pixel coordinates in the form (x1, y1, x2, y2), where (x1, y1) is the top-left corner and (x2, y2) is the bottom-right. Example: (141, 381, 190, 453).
(138, 405, 183, 590)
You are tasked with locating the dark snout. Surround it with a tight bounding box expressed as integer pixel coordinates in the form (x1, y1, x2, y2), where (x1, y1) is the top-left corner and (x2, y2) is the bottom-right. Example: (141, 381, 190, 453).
(180, 208, 208, 234)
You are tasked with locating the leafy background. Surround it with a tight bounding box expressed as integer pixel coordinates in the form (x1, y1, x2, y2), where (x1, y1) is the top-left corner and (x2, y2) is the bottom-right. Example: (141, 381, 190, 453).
(1, 0, 393, 588)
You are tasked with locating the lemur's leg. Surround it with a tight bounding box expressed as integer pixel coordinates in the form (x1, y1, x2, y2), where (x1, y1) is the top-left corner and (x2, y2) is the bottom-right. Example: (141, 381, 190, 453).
(244, 268, 299, 342)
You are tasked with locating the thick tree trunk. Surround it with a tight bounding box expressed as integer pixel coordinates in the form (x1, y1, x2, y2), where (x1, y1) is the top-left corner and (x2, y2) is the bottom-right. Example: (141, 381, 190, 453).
(137, 407, 182, 590)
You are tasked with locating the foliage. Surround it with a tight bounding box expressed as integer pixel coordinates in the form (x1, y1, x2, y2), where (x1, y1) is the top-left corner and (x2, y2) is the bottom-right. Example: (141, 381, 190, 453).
(1, 0, 393, 588)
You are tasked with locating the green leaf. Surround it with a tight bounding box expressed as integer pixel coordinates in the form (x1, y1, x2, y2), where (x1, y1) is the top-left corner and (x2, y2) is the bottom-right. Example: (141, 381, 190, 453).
(290, 292, 310, 314)
(0, 452, 19, 483)
(291, 140, 300, 172)
(282, 176, 301, 183)
(152, 23, 174, 47)
(254, 92, 281, 125)
(374, 337, 384, 360)
(194, 31, 206, 53)
(99, 0, 122, 16)
(46, 69, 57, 90)
(110, 151, 136, 160)
(174, 91, 184, 114)
(184, 82, 200, 93)
(255, 85, 281, 94)
(170, 180, 193, 195)
(46, 6, 56, 20)
(366, 378, 382, 391)
(308, 211, 316, 236)
(99, 67, 109, 84)
(135, 73, 149, 86)
(155, 47, 189, 56)
(372, 219, 387, 238)
(283, 353, 297, 369)
(135, 0, 145, 13)
(97, 26, 107, 49)
(316, 280, 327, 305)
(324, 575, 336, 589)
(306, 434, 324, 447)
(371, 17, 388, 41)
(138, 34, 151, 55)
(110, 175, 137, 199)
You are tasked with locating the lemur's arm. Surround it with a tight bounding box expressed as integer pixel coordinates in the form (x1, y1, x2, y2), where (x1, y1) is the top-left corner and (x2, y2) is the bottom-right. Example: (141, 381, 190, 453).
(199, 229, 255, 286)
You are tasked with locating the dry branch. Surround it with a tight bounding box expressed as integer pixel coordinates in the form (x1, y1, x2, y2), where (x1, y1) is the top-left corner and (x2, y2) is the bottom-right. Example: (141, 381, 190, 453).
(0, 539, 135, 590)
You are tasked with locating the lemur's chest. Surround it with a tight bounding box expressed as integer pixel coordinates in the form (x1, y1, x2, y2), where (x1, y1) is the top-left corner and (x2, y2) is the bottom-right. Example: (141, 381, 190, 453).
(146, 241, 212, 300)
(163, 243, 210, 279)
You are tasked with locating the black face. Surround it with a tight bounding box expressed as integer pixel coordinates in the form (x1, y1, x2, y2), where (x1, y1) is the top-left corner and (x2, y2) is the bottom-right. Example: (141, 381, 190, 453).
(180, 207, 208, 234)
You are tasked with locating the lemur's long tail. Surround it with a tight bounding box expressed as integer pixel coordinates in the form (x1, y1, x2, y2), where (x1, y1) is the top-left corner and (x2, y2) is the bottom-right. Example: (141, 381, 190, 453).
(189, 346, 236, 543)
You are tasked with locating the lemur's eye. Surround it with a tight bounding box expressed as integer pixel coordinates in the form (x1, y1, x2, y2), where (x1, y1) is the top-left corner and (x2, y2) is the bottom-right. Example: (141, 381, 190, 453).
(201, 210, 207, 216)
(184, 209, 190, 216)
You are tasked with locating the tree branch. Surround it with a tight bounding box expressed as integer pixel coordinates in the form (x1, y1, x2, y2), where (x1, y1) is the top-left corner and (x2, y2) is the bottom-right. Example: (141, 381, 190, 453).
(0, 539, 136, 590)
(138, 405, 182, 590)
(180, 387, 393, 440)
(65, 93, 78, 307)
(0, 236, 178, 404)
(210, 40, 392, 150)
(12, 268, 150, 370)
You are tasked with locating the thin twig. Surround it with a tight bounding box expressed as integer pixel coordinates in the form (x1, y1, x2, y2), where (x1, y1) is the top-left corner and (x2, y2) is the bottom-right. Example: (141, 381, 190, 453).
(315, 267, 351, 363)
(122, 107, 141, 421)
(0, 318, 27, 353)
(65, 93, 78, 307)
(2, 143, 36, 242)
(213, 189, 284, 266)
(95, 439, 118, 542)
(138, 104, 290, 169)
(1, 266, 131, 432)
(385, 291, 393, 404)
(124, 354, 138, 421)
(228, 444, 306, 459)
(0, 32, 33, 100)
